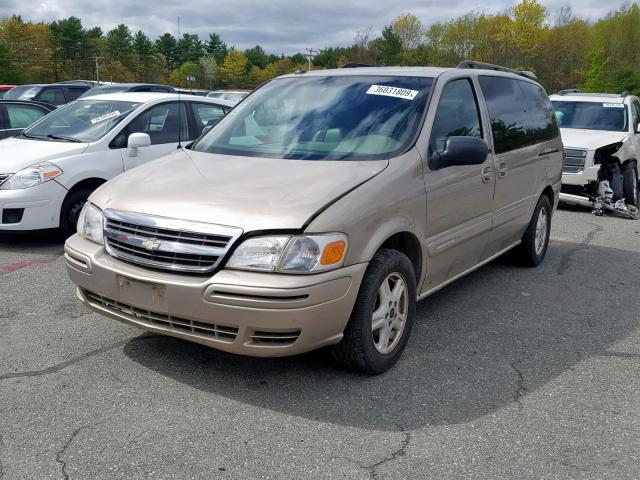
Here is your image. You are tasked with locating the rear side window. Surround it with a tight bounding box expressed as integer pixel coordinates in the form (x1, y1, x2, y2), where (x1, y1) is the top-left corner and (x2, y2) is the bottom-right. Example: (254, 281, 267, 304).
(478, 76, 557, 154)
(66, 87, 88, 101)
(192, 103, 226, 134)
(519, 82, 558, 143)
(37, 87, 66, 105)
(429, 78, 482, 154)
(5, 104, 48, 129)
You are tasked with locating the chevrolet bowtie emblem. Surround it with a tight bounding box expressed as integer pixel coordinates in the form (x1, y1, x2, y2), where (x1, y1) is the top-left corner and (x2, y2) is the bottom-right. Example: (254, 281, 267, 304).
(141, 238, 161, 251)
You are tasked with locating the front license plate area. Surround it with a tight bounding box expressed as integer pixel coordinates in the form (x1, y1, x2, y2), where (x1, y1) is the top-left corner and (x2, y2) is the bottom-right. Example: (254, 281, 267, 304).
(117, 275, 167, 312)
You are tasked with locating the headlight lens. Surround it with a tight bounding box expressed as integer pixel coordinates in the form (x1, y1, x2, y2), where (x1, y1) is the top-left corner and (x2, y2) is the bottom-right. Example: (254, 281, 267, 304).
(226, 236, 290, 271)
(227, 233, 348, 273)
(76, 202, 104, 244)
(0, 162, 63, 190)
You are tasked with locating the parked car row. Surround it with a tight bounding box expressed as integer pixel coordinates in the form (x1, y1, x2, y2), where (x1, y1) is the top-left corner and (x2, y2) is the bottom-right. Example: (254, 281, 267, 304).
(0, 83, 248, 106)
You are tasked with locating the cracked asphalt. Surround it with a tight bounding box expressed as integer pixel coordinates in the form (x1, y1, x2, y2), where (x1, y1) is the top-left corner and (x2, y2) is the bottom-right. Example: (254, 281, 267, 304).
(1, 206, 640, 479)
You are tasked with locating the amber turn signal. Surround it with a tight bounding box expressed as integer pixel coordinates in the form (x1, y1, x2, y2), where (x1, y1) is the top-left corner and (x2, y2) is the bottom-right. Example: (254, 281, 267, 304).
(320, 241, 347, 265)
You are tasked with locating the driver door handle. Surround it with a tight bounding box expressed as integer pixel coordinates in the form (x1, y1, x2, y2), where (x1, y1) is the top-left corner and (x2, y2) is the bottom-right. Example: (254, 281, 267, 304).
(497, 161, 508, 178)
(481, 165, 494, 183)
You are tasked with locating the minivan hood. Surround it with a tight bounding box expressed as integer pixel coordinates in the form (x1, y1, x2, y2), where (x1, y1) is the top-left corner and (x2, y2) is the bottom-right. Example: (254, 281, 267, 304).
(91, 149, 388, 231)
(559, 128, 628, 151)
(0, 137, 89, 173)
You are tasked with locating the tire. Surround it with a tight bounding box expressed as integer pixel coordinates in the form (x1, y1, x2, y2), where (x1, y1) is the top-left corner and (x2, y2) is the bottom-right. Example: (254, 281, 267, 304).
(514, 195, 551, 267)
(331, 249, 417, 374)
(622, 162, 639, 208)
(60, 189, 92, 237)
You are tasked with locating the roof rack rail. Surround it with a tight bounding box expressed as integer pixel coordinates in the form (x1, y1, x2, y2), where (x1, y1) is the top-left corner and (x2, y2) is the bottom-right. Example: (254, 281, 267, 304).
(621, 91, 630, 97)
(457, 61, 537, 80)
(339, 62, 380, 68)
(557, 89, 582, 95)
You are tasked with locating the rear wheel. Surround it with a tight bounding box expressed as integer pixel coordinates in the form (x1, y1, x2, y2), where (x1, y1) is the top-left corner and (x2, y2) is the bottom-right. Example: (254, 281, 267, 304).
(514, 195, 551, 267)
(60, 189, 91, 237)
(331, 249, 417, 374)
(622, 161, 639, 208)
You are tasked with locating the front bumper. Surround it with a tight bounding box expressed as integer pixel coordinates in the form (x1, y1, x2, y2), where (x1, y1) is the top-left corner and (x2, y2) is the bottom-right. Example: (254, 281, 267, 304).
(0, 180, 67, 230)
(65, 234, 367, 357)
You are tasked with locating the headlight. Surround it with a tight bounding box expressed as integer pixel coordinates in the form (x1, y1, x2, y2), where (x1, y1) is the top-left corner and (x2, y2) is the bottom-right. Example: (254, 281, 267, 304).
(76, 202, 104, 244)
(227, 233, 348, 273)
(0, 162, 63, 190)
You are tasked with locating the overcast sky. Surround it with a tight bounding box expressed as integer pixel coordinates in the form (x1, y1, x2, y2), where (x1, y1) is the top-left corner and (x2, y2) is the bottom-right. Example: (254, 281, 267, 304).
(0, 0, 628, 54)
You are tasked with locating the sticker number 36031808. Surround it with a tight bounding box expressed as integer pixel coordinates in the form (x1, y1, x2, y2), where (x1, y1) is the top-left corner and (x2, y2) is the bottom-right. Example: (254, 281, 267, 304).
(366, 85, 419, 100)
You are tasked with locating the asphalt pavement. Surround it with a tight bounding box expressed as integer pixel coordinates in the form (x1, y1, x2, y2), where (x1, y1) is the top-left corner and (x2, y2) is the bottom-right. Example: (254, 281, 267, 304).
(1, 206, 639, 479)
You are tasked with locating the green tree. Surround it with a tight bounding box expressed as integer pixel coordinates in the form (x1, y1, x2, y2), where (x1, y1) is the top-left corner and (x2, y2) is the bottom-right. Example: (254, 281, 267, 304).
(132, 30, 154, 81)
(155, 33, 178, 75)
(177, 33, 204, 64)
(200, 53, 217, 89)
(372, 26, 403, 65)
(218, 49, 248, 87)
(206, 33, 228, 65)
(245, 45, 269, 69)
(106, 24, 133, 65)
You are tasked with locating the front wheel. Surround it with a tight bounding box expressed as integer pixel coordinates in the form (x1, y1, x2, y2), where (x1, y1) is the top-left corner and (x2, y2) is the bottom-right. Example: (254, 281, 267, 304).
(622, 162, 639, 209)
(60, 189, 92, 237)
(515, 195, 551, 267)
(331, 249, 417, 374)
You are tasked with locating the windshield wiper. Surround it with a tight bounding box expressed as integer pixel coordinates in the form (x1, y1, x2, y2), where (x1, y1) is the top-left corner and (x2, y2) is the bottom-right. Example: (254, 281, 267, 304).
(46, 134, 83, 143)
(19, 132, 46, 140)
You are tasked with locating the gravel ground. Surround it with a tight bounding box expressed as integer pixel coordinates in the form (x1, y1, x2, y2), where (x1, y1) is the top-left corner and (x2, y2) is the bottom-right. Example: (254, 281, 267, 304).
(1, 206, 639, 479)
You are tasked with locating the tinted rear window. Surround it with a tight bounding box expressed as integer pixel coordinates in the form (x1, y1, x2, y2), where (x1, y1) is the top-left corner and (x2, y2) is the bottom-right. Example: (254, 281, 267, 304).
(478, 76, 558, 154)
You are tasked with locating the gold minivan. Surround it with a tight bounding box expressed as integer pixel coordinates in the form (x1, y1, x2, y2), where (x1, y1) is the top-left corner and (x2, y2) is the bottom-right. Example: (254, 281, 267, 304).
(65, 62, 563, 373)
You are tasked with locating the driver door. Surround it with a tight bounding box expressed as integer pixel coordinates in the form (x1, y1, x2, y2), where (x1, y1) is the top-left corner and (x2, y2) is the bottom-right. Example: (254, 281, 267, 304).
(116, 102, 191, 170)
(423, 77, 496, 291)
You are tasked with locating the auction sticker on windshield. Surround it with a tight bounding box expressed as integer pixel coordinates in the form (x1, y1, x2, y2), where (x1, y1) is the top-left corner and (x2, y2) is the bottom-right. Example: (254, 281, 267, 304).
(603, 103, 625, 108)
(366, 85, 418, 100)
(90, 111, 121, 124)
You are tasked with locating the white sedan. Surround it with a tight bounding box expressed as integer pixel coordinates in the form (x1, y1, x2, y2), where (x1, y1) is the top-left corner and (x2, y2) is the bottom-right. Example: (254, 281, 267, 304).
(0, 92, 234, 234)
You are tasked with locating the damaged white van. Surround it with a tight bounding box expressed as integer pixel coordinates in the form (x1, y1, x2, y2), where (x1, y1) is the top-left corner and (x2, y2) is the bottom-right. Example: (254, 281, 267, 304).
(551, 90, 640, 217)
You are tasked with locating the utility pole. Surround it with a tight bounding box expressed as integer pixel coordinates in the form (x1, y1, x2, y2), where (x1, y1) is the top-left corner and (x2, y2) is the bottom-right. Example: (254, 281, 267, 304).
(93, 56, 101, 84)
(304, 48, 319, 71)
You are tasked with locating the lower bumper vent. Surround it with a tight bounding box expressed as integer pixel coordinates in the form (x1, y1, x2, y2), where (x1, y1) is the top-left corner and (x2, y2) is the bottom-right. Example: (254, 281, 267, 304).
(84, 290, 238, 343)
(250, 330, 301, 346)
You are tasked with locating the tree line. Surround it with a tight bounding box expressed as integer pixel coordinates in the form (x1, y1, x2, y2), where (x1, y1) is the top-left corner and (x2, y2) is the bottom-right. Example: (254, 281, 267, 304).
(0, 0, 639, 94)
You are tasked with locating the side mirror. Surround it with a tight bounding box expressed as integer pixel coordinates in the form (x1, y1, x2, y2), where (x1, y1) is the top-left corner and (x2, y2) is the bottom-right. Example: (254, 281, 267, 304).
(127, 132, 151, 157)
(429, 136, 489, 170)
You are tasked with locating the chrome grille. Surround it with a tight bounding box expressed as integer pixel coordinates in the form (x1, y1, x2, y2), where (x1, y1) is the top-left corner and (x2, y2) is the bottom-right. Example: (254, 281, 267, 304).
(0, 174, 10, 187)
(563, 148, 588, 174)
(103, 209, 242, 273)
(84, 290, 239, 342)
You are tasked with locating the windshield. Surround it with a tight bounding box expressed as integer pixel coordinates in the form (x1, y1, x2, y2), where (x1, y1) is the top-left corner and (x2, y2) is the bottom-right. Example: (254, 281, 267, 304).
(194, 75, 433, 160)
(23, 99, 140, 143)
(3, 85, 40, 101)
(79, 85, 128, 98)
(552, 101, 628, 132)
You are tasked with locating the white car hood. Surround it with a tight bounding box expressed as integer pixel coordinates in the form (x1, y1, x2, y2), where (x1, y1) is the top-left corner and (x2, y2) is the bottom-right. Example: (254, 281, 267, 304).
(559, 128, 628, 151)
(0, 137, 89, 174)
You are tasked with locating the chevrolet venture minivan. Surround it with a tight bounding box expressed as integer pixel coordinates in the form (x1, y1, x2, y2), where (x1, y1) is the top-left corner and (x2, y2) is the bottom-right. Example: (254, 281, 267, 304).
(65, 62, 563, 373)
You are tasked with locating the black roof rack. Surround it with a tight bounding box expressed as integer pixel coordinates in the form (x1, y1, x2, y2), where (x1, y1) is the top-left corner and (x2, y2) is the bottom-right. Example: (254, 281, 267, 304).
(621, 91, 630, 97)
(339, 62, 380, 68)
(557, 89, 582, 95)
(457, 61, 537, 80)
